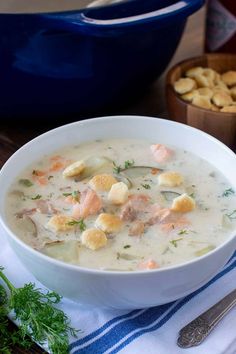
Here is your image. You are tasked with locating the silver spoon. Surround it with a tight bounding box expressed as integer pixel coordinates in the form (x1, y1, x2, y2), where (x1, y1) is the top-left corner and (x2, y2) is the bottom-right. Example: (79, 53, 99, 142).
(177, 289, 236, 348)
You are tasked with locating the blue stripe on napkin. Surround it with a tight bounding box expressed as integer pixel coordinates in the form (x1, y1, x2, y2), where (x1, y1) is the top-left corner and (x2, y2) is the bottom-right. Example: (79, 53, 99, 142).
(70, 252, 236, 354)
(70, 309, 142, 348)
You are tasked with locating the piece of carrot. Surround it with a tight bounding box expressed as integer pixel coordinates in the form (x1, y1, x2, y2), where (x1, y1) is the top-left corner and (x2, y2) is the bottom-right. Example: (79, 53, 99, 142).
(50, 155, 63, 162)
(150, 144, 173, 163)
(32, 169, 47, 177)
(32, 170, 48, 185)
(151, 168, 159, 175)
(50, 161, 65, 172)
(37, 176, 48, 186)
(138, 259, 159, 270)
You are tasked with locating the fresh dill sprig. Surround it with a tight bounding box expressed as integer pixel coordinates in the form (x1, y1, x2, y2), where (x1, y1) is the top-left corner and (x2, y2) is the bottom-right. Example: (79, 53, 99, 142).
(63, 192, 72, 197)
(67, 219, 86, 231)
(112, 161, 122, 174)
(222, 188, 235, 197)
(0, 267, 78, 354)
(31, 194, 42, 200)
(124, 159, 135, 169)
(170, 238, 183, 247)
(225, 209, 236, 221)
(178, 229, 189, 235)
(113, 159, 135, 174)
(141, 184, 151, 190)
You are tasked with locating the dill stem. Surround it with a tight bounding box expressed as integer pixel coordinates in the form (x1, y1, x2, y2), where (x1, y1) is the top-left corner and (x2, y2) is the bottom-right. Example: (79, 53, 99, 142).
(0, 269, 15, 294)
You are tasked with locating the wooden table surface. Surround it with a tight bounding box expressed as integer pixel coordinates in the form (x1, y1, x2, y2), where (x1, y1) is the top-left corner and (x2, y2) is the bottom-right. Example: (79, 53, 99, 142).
(0, 7, 206, 354)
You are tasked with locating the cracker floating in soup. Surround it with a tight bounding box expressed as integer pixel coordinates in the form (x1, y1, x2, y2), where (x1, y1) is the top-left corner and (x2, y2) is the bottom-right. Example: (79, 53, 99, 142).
(5, 139, 236, 271)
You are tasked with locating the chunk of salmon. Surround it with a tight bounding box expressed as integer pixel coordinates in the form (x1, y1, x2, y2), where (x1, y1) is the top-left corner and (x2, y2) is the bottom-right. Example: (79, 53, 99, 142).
(145, 203, 162, 225)
(146, 207, 190, 232)
(129, 221, 145, 236)
(161, 217, 190, 232)
(72, 189, 102, 219)
(138, 259, 159, 270)
(129, 194, 150, 203)
(147, 205, 170, 225)
(120, 194, 150, 221)
(150, 144, 173, 163)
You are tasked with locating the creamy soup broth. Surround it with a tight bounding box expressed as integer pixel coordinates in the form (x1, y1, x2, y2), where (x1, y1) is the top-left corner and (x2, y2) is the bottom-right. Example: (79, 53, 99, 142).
(5, 139, 236, 271)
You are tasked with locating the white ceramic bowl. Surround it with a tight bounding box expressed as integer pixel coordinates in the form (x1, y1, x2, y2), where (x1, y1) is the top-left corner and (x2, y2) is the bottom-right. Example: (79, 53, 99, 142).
(0, 116, 236, 309)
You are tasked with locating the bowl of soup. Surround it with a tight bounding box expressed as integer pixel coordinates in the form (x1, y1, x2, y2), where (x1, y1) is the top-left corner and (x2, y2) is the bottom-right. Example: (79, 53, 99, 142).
(0, 116, 236, 309)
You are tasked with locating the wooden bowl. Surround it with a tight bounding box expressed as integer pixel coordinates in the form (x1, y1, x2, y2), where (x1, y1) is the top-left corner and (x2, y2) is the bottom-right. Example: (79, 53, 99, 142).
(166, 54, 236, 148)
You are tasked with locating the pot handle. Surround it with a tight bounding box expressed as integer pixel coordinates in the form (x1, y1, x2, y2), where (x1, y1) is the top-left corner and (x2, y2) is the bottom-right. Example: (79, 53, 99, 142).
(42, 0, 204, 30)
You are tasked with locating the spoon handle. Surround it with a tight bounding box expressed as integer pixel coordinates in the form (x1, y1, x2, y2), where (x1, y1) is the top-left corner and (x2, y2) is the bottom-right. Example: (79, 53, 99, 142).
(177, 289, 236, 348)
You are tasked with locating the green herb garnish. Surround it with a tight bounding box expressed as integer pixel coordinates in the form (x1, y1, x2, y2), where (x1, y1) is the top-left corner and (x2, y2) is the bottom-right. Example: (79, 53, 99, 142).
(67, 219, 86, 231)
(124, 160, 135, 169)
(222, 188, 235, 197)
(31, 194, 42, 200)
(141, 184, 151, 190)
(0, 284, 32, 351)
(113, 161, 122, 174)
(170, 238, 183, 247)
(48, 175, 54, 180)
(113, 159, 135, 174)
(124, 245, 131, 249)
(19, 179, 33, 187)
(225, 209, 236, 221)
(178, 229, 189, 235)
(0, 267, 77, 353)
(189, 192, 195, 198)
(63, 193, 72, 197)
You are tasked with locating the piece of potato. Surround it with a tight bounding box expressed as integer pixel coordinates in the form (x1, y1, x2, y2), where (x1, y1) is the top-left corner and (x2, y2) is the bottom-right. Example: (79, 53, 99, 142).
(108, 182, 129, 205)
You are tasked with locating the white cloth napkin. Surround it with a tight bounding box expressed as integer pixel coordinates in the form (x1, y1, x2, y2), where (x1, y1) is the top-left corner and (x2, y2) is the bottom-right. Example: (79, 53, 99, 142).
(0, 226, 236, 354)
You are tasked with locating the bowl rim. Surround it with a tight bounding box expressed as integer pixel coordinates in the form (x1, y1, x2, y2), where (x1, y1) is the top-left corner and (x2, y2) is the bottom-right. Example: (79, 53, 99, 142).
(166, 53, 236, 116)
(0, 114, 236, 276)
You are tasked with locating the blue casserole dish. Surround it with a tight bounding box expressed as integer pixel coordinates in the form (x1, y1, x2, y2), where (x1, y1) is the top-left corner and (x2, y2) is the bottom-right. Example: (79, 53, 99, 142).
(0, 0, 204, 118)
